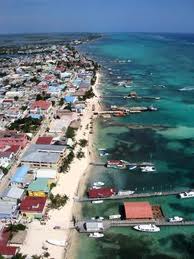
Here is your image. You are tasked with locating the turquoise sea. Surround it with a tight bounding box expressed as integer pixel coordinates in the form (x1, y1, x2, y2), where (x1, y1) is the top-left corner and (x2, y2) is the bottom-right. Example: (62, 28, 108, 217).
(75, 33, 194, 259)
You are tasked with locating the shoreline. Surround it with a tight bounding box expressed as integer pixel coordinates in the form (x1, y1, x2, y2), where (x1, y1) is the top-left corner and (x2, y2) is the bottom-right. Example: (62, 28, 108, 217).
(20, 72, 102, 259)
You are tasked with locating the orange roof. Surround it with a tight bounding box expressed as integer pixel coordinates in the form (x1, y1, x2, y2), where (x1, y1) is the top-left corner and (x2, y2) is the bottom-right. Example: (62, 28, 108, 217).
(31, 100, 51, 110)
(124, 202, 153, 219)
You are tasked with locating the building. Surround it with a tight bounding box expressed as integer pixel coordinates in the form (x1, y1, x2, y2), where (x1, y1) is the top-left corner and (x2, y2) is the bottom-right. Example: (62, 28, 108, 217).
(1, 186, 25, 201)
(21, 144, 66, 170)
(0, 200, 18, 219)
(36, 136, 53, 145)
(88, 188, 116, 199)
(8, 230, 27, 247)
(27, 178, 50, 197)
(36, 168, 57, 181)
(20, 196, 47, 219)
(11, 165, 31, 187)
(85, 222, 104, 232)
(30, 100, 52, 114)
(0, 131, 28, 149)
(124, 202, 154, 220)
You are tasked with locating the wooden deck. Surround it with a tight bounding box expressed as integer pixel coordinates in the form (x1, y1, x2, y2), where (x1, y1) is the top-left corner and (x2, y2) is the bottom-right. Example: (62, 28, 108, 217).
(75, 190, 190, 202)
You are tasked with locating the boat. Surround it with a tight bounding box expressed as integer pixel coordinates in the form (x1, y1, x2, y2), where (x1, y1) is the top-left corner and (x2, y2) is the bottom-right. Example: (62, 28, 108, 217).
(179, 191, 194, 199)
(128, 165, 137, 170)
(178, 87, 194, 91)
(147, 105, 158, 111)
(46, 240, 67, 247)
(140, 166, 156, 173)
(109, 214, 121, 219)
(133, 224, 160, 232)
(92, 200, 104, 204)
(91, 216, 104, 221)
(93, 182, 105, 187)
(117, 190, 135, 196)
(168, 216, 184, 222)
(89, 232, 104, 238)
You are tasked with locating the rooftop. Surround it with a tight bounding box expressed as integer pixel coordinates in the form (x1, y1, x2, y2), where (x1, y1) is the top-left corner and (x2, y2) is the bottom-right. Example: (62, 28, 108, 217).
(124, 202, 153, 219)
(20, 196, 47, 213)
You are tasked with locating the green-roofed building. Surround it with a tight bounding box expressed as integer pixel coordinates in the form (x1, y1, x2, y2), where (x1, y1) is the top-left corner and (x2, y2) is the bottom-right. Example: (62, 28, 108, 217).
(27, 178, 50, 197)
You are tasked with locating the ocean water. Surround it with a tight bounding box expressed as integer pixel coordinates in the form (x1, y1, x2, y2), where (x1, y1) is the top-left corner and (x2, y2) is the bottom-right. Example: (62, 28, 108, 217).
(75, 33, 194, 259)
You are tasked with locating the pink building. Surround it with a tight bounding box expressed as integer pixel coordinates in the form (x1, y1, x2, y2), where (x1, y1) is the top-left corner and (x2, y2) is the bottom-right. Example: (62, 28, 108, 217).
(0, 131, 28, 149)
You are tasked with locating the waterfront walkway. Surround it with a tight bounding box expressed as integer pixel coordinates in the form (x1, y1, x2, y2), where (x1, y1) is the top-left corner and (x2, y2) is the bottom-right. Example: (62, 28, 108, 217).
(75, 190, 190, 202)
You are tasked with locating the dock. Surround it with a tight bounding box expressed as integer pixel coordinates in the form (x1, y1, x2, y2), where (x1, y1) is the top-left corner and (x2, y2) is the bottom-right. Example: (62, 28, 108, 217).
(99, 95, 160, 100)
(75, 190, 189, 202)
(89, 161, 154, 167)
(75, 219, 194, 233)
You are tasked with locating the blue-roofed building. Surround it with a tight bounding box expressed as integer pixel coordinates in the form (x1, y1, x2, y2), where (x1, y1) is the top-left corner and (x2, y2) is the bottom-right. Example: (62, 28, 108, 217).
(64, 96, 77, 104)
(28, 114, 43, 120)
(11, 165, 30, 186)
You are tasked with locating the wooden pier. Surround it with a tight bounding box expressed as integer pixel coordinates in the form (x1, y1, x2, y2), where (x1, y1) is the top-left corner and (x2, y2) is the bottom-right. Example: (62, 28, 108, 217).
(89, 161, 154, 167)
(75, 190, 189, 203)
(99, 95, 160, 100)
(75, 219, 194, 233)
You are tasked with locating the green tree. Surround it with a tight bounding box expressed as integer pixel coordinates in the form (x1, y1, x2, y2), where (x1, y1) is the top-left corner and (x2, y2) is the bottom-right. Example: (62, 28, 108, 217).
(59, 98, 64, 106)
(66, 127, 75, 139)
(79, 139, 88, 147)
(12, 253, 27, 259)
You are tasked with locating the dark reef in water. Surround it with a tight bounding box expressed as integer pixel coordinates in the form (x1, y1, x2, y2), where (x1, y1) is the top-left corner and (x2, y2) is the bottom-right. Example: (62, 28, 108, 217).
(96, 232, 176, 259)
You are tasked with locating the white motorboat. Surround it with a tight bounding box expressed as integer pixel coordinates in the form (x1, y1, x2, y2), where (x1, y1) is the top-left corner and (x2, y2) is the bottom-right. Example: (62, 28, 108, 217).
(109, 214, 121, 220)
(93, 182, 105, 187)
(92, 200, 104, 204)
(140, 166, 156, 173)
(133, 224, 160, 232)
(117, 190, 135, 196)
(179, 191, 194, 199)
(89, 232, 104, 238)
(46, 240, 67, 247)
(91, 216, 104, 221)
(128, 165, 137, 170)
(169, 216, 184, 222)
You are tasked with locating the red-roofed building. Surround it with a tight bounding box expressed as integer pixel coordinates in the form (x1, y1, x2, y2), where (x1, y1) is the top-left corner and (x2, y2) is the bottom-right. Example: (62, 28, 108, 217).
(0, 131, 28, 149)
(88, 188, 116, 199)
(30, 100, 52, 113)
(36, 136, 53, 145)
(0, 246, 18, 258)
(124, 202, 153, 220)
(20, 196, 47, 219)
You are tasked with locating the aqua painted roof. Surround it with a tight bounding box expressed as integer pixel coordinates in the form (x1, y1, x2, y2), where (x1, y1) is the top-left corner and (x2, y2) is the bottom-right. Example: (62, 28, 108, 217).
(27, 178, 49, 193)
(64, 96, 77, 103)
(11, 165, 29, 183)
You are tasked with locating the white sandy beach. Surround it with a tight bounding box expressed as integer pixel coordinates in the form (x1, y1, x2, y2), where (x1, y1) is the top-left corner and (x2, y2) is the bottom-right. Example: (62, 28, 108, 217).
(20, 74, 101, 259)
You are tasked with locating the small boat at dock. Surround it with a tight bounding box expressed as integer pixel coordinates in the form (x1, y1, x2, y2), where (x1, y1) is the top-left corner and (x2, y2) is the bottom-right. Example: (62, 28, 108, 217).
(140, 166, 156, 173)
(179, 191, 194, 199)
(168, 216, 184, 222)
(92, 200, 104, 204)
(128, 165, 137, 170)
(89, 232, 104, 238)
(93, 181, 105, 187)
(109, 214, 121, 219)
(117, 190, 135, 196)
(133, 224, 160, 232)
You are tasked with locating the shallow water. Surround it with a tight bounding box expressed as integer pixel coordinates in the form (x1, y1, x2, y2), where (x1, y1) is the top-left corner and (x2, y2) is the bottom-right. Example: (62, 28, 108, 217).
(76, 33, 194, 259)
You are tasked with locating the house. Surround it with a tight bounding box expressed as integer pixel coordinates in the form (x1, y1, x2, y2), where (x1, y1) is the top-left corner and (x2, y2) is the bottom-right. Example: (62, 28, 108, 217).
(27, 178, 50, 197)
(49, 113, 78, 134)
(11, 165, 32, 187)
(21, 144, 66, 170)
(36, 168, 57, 182)
(1, 186, 25, 201)
(64, 96, 77, 104)
(0, 131, 28, 149)
(30, 100, 52, 114)
(85, 221, 104, 232)
(8, 230, 27, 247)
(0, 200, 18, 219)
(124, 202, 154, 220)
(0, 228, 18, 257)
(36, 136, 53, 145)
(20, 196, 47, 219)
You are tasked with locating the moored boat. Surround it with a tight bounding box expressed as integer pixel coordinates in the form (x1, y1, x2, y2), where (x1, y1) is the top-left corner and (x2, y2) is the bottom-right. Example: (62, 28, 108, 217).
(89, 232, 104, 238)
(168, 216, 184, 222)
(109, 214, 121, 219)
(46, 240, 67, 247)
(140, 166, 156, 173)
(93, 181, 105, 187)
(128, 165, 137, 170)
(92, 200, 104, 204)
(179, 191, 194, 199)
(133, 224, 160, 232)
(117, 190, 135, 196)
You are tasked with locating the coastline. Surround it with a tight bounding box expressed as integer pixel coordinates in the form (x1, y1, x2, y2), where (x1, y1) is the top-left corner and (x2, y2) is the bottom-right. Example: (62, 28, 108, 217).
(20, 72, 102, 259)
